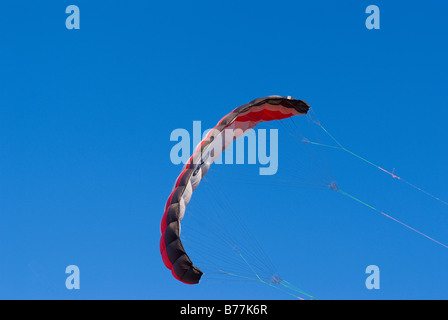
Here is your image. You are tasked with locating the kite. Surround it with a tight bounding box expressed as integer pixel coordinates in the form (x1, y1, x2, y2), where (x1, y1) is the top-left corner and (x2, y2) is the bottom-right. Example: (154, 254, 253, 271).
(159, 96, 310, 284)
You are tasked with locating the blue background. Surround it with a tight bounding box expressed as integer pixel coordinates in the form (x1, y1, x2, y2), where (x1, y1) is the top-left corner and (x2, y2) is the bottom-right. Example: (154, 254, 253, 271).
(1, 1, 447, 299)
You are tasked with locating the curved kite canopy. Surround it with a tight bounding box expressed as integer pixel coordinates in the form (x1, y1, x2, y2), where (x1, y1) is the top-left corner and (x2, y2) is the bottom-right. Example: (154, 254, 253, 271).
(160, 96, 310, 284)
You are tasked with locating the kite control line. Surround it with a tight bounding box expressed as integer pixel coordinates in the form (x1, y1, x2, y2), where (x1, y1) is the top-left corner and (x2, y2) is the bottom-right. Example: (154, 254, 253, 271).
(222, 250, 317, 300)
(336, 188, 448, 249)
(305, 122, 448, 207)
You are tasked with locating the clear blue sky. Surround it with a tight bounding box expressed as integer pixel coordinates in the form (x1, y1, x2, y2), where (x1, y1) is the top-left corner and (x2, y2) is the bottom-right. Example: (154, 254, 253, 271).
(1, 1, 447, 299)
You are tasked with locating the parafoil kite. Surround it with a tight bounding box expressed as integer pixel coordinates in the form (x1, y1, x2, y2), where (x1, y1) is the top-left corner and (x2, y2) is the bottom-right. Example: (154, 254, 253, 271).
(160, 96, 310, 284)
